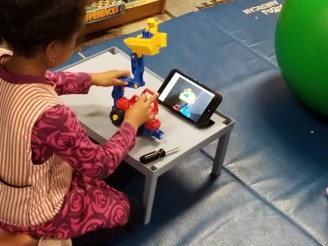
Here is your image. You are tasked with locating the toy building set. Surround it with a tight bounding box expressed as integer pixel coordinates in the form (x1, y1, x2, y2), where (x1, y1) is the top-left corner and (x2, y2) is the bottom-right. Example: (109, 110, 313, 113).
(109, 18, 167, 139)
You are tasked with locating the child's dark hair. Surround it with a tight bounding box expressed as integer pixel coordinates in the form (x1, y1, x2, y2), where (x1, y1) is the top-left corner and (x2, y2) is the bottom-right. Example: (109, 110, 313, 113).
(0, 0, 87, 57)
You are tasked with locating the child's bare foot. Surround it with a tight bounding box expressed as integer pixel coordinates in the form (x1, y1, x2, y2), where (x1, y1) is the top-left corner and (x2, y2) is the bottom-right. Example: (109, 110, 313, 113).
(0, 228, 38, 246)
(38, 238, 72, 246)
(0, 229, 72, 246)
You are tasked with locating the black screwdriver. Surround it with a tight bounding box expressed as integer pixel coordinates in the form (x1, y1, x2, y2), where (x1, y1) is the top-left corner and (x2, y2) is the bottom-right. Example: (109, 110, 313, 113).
(140, 146, 179, 164)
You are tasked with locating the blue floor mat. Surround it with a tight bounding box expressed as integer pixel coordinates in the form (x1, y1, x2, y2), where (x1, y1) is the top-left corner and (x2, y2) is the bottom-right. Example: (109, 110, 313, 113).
(120, 152, 319, 246)
(60, 0, 328, 244)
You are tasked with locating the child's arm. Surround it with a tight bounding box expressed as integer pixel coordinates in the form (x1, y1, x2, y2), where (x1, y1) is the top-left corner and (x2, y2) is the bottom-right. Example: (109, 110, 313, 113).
(32, 91, 156, 178)
(32, 104, 136, 178)
(46, 70, 130, 95)
(46, 71, 92, 95)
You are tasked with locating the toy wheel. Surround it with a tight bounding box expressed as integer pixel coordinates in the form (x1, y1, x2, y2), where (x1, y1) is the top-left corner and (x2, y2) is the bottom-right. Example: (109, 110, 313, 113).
(110, 107, 125, 126)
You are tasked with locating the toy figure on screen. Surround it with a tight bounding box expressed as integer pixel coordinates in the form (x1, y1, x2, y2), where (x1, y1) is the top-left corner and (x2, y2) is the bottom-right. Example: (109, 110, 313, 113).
(173, 88, 197, 118)
(110, 18, 167, 139)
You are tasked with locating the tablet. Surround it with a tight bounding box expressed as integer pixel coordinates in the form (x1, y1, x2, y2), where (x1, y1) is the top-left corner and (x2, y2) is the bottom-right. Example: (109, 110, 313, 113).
(158, 69, 222, 128)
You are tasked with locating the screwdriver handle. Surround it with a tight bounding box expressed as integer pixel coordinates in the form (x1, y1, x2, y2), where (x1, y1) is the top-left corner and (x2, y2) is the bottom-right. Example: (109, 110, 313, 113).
(140, 149, 166, 164)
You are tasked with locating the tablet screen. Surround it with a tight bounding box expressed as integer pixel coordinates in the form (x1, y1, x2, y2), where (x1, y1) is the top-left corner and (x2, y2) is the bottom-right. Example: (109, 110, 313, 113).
(158, 71, 215, 123)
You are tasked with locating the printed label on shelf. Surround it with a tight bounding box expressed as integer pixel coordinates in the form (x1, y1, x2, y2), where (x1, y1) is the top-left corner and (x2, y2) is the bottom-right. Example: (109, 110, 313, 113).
(85, 0, 125, 24)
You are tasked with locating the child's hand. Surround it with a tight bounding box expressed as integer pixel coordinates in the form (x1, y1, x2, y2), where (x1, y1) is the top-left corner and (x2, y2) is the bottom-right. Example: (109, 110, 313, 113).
(91, 70, 130, 87)
(123, 92, 159, 131)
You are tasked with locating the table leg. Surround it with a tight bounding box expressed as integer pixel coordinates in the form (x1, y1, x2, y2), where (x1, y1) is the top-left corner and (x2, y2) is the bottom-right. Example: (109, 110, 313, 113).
(142, 173, 158, 224)
(211, 128, 233, 176)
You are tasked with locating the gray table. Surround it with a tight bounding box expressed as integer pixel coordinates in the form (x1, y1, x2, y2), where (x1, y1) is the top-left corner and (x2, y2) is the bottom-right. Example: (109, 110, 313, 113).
(60, 47, 234, 224)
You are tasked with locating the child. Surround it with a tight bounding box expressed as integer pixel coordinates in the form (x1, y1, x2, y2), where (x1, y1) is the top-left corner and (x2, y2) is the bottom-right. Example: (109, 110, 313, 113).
(0, 0, 157, 245)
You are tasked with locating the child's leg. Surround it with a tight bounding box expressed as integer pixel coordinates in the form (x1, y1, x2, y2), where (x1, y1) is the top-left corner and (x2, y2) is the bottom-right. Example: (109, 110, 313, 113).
(0, 173, 144, 244)
(71, 196, 144, 246)
(0, 177, 129, 239)
(39, 178, 131, 239)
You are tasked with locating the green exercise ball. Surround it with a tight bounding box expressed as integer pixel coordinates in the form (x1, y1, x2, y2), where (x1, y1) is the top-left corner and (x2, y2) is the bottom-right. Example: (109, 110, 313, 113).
(275, 0, 328, 117)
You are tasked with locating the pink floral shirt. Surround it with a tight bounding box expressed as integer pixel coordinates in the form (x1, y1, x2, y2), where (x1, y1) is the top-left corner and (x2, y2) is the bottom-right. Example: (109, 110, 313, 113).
(0, 53, 136, 179)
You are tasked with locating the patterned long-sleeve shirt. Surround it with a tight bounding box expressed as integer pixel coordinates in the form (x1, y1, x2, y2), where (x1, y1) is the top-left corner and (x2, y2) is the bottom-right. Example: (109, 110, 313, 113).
(0, 52, 136, 180)
(33, 71, 136, 179)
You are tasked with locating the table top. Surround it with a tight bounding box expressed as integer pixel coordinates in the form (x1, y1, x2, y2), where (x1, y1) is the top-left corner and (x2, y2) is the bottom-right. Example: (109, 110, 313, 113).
(60, 47, 232, 174)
